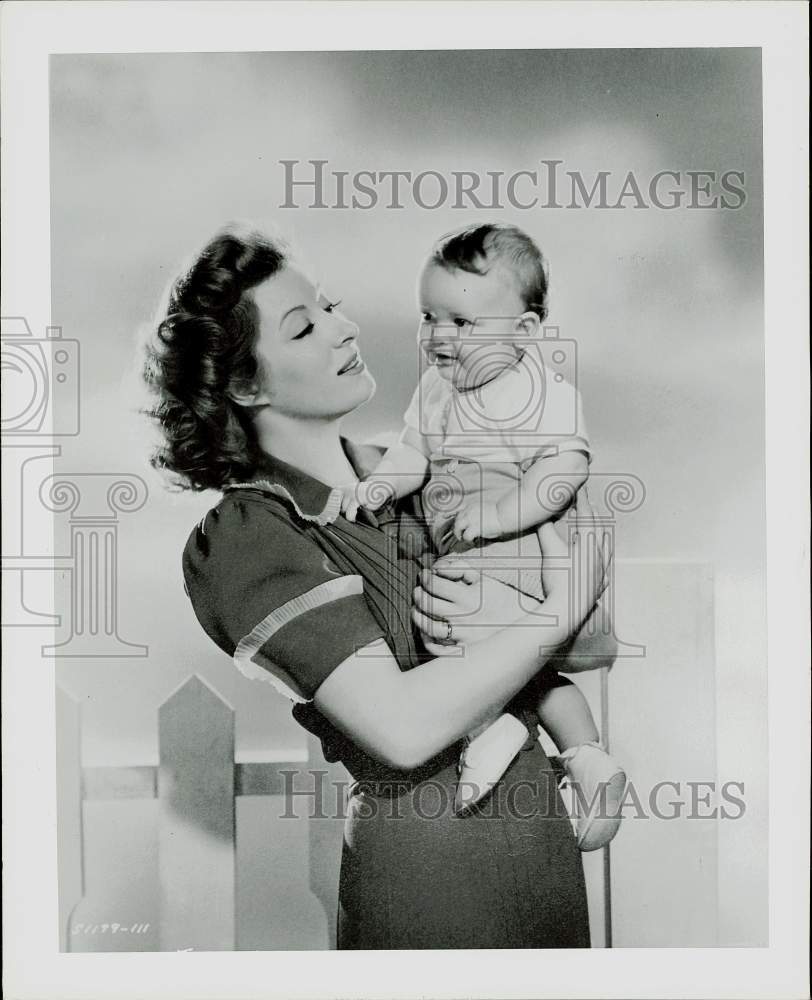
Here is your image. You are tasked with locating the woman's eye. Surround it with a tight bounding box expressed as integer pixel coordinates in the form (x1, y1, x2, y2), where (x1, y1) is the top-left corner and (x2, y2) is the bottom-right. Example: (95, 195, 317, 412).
(293, 323, 315, 340)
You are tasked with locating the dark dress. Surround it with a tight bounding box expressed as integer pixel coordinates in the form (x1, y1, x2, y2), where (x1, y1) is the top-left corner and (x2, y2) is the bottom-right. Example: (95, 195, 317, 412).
(182, 437, 590, 949)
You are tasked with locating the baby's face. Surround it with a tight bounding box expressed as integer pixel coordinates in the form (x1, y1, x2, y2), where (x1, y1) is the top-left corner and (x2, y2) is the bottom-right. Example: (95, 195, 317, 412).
(418, 262, 528, 391)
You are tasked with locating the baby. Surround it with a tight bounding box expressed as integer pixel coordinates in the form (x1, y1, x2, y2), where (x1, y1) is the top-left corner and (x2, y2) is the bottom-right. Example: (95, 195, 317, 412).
(342, 224, 626, 849)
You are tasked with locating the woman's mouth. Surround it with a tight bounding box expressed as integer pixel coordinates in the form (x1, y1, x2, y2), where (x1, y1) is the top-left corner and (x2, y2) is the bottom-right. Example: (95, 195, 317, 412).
(337, 353, 365, 376)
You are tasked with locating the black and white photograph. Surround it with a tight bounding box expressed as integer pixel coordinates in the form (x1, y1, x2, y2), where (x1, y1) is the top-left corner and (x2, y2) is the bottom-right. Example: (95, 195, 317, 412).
(2, 3, 809, 999)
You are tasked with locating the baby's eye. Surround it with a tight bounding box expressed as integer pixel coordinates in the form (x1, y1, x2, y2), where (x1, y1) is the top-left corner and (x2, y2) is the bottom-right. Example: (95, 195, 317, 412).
(323, 299, 342, 314)
(420, 311, 433, 323)
(453, 317, 472, 329)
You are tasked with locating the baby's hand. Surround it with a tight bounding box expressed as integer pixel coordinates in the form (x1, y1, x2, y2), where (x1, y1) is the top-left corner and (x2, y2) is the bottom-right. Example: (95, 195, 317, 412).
(339, 484, 361, 522)
(339, 478, 395, 522)
(452, 500, 503, 543)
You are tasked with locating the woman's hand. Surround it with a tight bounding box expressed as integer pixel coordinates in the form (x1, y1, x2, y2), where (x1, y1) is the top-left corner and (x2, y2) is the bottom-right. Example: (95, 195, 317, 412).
(412, 560, 537, 652)
(413, 485, 611, 652)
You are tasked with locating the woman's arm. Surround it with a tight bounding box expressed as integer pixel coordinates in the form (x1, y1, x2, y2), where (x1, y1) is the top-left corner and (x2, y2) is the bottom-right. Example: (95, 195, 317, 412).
(314, 589, 579, 771)
(417, 567, 617, 674)
(544, 486, 617, 672)
(314, 491, 608, 770)
(546, 597, 618, 672)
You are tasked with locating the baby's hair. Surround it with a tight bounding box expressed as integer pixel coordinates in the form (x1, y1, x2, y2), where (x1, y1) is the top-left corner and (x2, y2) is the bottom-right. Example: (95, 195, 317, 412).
(429, 223, 549, 321)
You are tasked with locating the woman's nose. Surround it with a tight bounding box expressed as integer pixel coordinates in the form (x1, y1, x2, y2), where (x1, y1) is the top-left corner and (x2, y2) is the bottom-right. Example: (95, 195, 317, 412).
(336, 315, 359, 343)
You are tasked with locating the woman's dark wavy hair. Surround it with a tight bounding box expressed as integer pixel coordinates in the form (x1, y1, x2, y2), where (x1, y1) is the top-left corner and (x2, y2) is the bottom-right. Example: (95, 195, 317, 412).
(143, 225, 288, 491)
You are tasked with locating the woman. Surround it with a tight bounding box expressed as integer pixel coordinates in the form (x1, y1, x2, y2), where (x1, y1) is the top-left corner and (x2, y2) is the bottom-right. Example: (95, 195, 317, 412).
(143, 224, 614, 949)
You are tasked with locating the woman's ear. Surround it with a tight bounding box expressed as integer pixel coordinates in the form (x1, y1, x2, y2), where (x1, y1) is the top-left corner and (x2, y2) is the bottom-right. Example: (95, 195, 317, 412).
(226, 379, 270, 409)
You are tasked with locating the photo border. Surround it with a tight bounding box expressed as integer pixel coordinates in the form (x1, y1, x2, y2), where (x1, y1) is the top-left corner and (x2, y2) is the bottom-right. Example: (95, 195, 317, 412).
(2, 2, 809, 998)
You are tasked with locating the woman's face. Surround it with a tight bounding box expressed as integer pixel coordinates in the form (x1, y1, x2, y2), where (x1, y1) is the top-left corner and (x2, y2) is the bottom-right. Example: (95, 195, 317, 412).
(248, 265, 375, 419)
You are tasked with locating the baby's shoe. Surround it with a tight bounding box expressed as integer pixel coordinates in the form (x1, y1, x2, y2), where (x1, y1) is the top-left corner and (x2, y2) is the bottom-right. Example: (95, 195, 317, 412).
(454, 713, 530, 815)
(556, 742, 627, 851)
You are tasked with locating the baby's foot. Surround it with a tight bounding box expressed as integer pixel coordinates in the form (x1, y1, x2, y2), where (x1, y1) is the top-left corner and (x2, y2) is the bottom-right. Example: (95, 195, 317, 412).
(454, 713, 529, 815)
(556, 742, 627, 851)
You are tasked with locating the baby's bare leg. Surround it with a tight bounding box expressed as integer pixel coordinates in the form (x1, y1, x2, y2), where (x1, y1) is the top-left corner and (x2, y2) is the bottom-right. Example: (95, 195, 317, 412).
(535, 671, 599, 753)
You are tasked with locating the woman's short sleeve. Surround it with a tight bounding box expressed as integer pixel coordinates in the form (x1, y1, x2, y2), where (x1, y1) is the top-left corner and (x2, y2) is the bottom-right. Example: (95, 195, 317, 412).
(182, 496, 386, 703)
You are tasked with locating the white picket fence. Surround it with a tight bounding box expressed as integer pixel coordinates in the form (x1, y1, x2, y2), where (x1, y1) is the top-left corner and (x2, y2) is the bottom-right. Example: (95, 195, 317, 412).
(56, 675, 342, 952)
(56, 561, 719, 951)
(57, 670, 615, 953)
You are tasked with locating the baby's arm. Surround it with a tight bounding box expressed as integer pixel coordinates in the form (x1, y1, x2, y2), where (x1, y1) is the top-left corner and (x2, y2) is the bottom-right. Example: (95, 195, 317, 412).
(452, 449, 588, 543)
(340, 440, 429, 521)
(364, 441, 430, 502)
(496, 449, 589, 534)
(342, 368, 441, 521)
